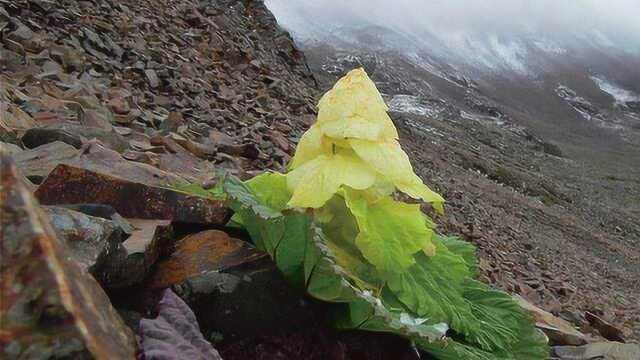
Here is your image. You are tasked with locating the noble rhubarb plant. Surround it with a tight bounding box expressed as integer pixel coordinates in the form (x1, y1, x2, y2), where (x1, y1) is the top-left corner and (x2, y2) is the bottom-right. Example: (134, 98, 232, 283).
(215, 69, 546, 359)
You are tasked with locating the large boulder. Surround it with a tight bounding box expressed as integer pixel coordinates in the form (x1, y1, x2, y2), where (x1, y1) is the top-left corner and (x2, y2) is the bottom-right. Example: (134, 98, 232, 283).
(0, 152, 137, 359)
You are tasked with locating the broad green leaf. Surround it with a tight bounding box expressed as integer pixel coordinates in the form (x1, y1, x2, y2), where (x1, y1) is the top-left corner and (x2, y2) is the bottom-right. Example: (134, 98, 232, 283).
(438, 235, 478, 275)
(349, 138, 445, 213)
(320, 195, 382, 290)
(245, 172, 290, 211)
(344, 191, 435, 275)
(386, 250, 472, 325)
(286, 153, 377, 209)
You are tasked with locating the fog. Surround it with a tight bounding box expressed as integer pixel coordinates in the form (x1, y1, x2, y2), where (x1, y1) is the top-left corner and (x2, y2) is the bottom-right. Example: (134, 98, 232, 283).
(265, 0, 640, 49)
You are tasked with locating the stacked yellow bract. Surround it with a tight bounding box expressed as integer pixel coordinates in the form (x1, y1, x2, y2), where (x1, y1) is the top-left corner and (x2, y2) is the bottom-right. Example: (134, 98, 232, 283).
(286, 68, 444, 212)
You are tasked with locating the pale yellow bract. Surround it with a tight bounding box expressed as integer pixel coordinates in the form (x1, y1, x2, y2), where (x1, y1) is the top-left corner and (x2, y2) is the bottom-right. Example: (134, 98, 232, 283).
(287, 68, 445, 213)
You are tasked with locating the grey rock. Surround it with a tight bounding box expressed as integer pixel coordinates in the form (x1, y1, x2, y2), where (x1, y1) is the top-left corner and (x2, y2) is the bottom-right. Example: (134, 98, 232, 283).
(44, 206, 121, 272)
(12, 141, 79, 182)
(145, 69, 161, 88)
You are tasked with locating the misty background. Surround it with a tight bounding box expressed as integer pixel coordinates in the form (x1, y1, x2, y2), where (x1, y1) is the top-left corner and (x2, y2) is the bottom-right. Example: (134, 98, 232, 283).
(266, 0, 640, 48)
(264, 0, 640, 173)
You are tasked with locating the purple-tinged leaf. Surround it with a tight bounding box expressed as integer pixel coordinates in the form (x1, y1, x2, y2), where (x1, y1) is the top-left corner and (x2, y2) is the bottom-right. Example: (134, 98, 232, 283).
(139, 289, 222, 360)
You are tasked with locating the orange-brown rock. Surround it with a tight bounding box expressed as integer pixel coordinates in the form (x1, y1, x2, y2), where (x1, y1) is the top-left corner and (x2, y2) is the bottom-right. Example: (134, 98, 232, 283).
(35, 164, 230, 224)
(0, 152, 137, 359)
(149, 230, 266, 289)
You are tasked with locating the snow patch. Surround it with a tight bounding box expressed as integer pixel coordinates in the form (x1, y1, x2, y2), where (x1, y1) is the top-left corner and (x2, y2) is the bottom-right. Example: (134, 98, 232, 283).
(388, 95, 444, 118)
(533, 39, 566, 54)
(591, 75, 640, 104)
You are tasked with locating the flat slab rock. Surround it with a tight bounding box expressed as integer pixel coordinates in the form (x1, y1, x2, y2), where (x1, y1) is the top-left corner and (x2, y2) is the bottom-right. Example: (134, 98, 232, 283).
(553, 342, 640, 360)
(515, 294, 588, 346)
(0, 152, 137, 359)
(12, 141, 79, 182)
(35, 164, 230, 224)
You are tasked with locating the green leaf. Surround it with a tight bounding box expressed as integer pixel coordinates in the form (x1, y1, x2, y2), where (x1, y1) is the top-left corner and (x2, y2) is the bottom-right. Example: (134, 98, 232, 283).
(245, 172, 290, 211)
(438, 235, 478, 275)
(343, 191, 435, 275)
(319, 195, 382, 290)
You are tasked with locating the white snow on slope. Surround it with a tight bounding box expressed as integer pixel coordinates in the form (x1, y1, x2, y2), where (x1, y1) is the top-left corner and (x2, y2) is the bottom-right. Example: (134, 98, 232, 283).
(591, 75, 640, 104)
(388, 95, 443, 117)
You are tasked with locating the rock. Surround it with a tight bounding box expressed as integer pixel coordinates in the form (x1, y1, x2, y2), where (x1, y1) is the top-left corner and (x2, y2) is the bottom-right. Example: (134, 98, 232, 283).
(54, 203, 135, 235)
(169, 132, 217, 160)
(218, 142, 260, 159)
(160, 111, 186, 133)
(44, 206, 122, 271)
(269, 130, 290, 152)
(44, 206, 171, 288)
(585, 311, 626, 342)
(12, 141, 79, 182)
(0, 152, 137, 359)
(150, 135, 218, 182)
(67, 141, 183, 186)
(514, 295, 588, 346)
(0, 141, 23, 155)
(35, 164, 231, 224)
(150, 230, 267, 288)
(139, 289, 222, 360)
(95, 219, 173, 288)
(145, 69, 160, 88)
(13, 140, 183, 186)
(149, 230, 318, 342)
(21, 125, 83, 149)
(123, 149, 159, 165)
(21, 124, 129, 153)
(6, 20, 41, 52)
(553, 342, 640, 360)
(1, 106, 37, 140)
(108, 97, 131, 115)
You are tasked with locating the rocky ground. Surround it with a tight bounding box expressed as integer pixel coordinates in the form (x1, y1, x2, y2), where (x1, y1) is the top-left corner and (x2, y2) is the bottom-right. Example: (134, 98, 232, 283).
(1, 0, 638, 359)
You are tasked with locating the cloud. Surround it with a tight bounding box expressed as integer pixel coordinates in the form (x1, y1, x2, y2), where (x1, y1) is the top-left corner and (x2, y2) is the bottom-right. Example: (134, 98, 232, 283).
(265, 0, 640, 45)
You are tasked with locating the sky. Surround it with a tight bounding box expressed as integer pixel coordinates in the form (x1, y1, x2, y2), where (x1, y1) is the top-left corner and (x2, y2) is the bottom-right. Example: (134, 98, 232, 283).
(265, 0, 640, 48)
